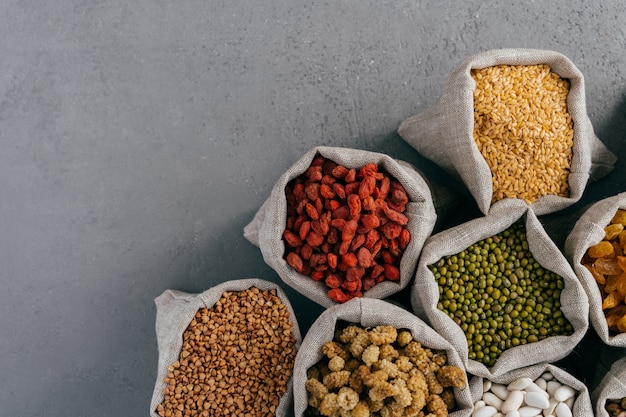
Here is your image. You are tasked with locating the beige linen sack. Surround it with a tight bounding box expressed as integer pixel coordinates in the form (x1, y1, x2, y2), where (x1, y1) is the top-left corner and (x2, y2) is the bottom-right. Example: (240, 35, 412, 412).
(292, 297, 474, 417)
(244, 146, 439, 308)
(468, 363, 593, 416)
(397, 48, 616, 216)
(564, 192, 626, 347)
(149, 279, 302, 417)
(411, 199, 589, 378)
(591, 351, 626, 416)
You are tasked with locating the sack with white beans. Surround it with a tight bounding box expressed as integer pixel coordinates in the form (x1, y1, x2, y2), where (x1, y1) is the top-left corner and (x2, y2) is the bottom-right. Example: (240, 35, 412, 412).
(591, 354, 626, 417)
(398, 48, 616, 216)
(469, 363, 593, 417)
(411, 199, 589, 379)
(564, 191, 626, 347)
(292, 297, 475, 417)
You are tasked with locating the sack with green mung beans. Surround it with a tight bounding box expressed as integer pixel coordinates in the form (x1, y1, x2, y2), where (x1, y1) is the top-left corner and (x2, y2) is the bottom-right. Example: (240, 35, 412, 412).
(397, 48, 616, 216)
(564, 191, 626, 348)
(411, 199, 589, 379)
(590, 350, 626, 417)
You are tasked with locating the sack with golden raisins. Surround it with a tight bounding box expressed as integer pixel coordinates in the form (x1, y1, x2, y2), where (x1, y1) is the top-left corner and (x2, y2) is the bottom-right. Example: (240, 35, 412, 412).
(565, 192, 626, 347)
(149, 279, 302, 417)
(398, 48, 616, 216)
(292, 297, 474, 417)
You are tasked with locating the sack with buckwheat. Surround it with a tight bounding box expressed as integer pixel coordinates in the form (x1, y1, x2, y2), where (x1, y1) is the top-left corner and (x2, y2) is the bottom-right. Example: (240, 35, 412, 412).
(149, 279, 301, 417)
(411, 199, 589, 379)
(244, 146, 448, 308)
(398, 48, 616, 216)
(292, 297, 474, 417)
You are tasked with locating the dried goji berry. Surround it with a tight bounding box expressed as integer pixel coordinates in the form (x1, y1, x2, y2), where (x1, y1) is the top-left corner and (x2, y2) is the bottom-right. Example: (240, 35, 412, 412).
(360, 214, 380, 231)
(310, 271, 325, 281)
(380, 222, 402, 240)
(321, 175, 336, 186)
(370, 264, 385, 279)
(327, 253, 338, 269)
(346, 267, 365, 282)
(315, 197, 323, 214)
(390, 188, 409, 206)
(342, 220, 358, 242)
(327, 228, 338, 244)
(325, 276, 342, 289)
(299, 221, 311, 241)
(344, 182, 360, 196)
(399, 229, 410, 249)
(286, 252, 304, 273)
(306, 231, 324, 247)
(282, 230, 302, 248)
(296, 199, 308, 216)
(320, 183, 335, 199)
(365, 229, 380, 250)
(328, 199, 341, 211)
(357, 247, 374, 268)
(322, 159, 338, 176)
(330, 218, 346, 230)
(305, 203, 320, 220)
(311, 220, 324, 236)
(305, 165, 323, 182)
(332, 183, 346, 200)
(370, 239, 383, 257)
(384, 264, 400, 281)
(382, 204, 409, 225)
(331, 165, 349, 179)
(358, 175, 376, 199)
(300, 244, 313, 260)
(362, 196, 376, 212)
(310, 253, 327, 268)
(342, 252, 358, 268)
(345, 168, 357, 183)
(332, 205, 350, 220)
(286, 215, 296, 230)
(363, 277, 376, 291)
(305, 183, 320, 201)
(338, 240, 351, 256)
(319, 212, 330, 235)
(327, 288, 349, 303)
(311, 156, 325, 166)
(341, 278, 362, 292)
(320, 242, 331, 253)
(292, 183, 307, 201)
(358, 163, 378, 178)
(378, 177, 390, 200)
(381, 250, 395, 265)
(347, 194, 361, 218)
(349, 234, 366, 252)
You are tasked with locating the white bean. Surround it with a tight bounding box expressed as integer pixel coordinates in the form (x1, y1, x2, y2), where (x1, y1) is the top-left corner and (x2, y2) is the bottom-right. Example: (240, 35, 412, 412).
(546, 380, 562, 397)
(554, 385, 576, 402)
(474, 405, 499, 417)
(506, 411, 521, 417)
(491, 383, 510, 400)
(555, 402, 572, 417)
(508, 377, 534, 391)
(501, 390, 525, 414)
(525, 391, 550, 409)
(484, 392, 504, 409)
(535, 377, 547, 390)
(519, 406, 542, 417)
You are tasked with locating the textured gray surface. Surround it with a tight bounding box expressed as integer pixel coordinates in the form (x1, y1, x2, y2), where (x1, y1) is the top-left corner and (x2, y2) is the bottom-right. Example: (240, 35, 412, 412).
(1, 1, 625, 416)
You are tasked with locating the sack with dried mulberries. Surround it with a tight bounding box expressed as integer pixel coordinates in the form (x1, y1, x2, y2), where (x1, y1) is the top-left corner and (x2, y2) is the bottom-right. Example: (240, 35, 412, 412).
(590, 350, 626, 417)
(564, 191, 626, 347)
(149, 279, 302, 417)
(398, 48, 616, 216)
(244, 146, 447, 308)
(292, 297, 474, 417)
(411, 199, 589, 379)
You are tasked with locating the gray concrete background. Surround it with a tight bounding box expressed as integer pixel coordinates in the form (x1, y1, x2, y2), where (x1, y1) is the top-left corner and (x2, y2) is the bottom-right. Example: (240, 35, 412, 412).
(1, 1, 625, 416)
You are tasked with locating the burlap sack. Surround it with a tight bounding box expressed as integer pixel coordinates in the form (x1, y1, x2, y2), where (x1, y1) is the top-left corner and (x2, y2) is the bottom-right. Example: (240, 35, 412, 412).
(411, 199, 589, 378)
(591, 351, 626, 416)
(149, 279, 302, 417)
(243, 146, 438, 308)
(397, 48, 616, 216)
(564, 192, 626, 347)
(292, 297, 474, 417)
(468, 363, 593, 416)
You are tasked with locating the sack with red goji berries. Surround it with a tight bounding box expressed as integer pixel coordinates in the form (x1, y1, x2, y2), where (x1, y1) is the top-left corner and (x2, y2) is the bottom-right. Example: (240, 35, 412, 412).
(150, 279, 302, 417)
(411, 199, 589, 379)
(398, 48, 616, 216)
(590, 349, 626, 417)
(244, 146, 439, 308)
(292, 297, 474, 417)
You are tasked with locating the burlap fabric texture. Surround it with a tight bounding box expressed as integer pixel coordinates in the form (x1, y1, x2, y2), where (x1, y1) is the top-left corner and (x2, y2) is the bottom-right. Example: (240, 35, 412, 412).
(411, 199, 589, 379)
(591, 352, 626, 416)
(397, 48, 616, 216)
(149, 279, 302, 417)
(468, 363, 593, 416)
(244, 146, 438, 308)
(292, 297, 474, 417)
(564, 192, 626, 347)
